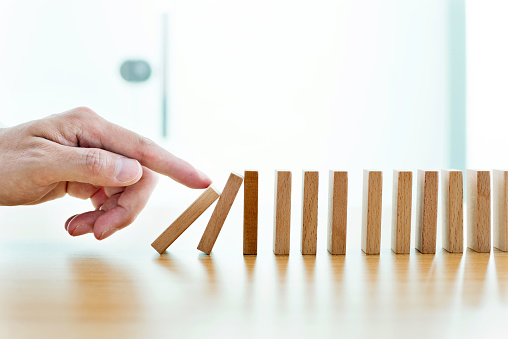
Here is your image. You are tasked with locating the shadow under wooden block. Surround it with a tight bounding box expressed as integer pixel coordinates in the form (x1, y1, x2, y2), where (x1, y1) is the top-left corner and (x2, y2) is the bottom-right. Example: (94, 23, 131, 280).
(197, 173, 244, 254)
(361, 170, 382, 255)
(494, 170, 508, 252)
(467, 170, 491, 253)
(151, 187, 220, 254)
(391, 170, 412, 254)
(442, 170, 464, 253)
(415, 170, 438, 254)
(301, 171, 319, 255)
(274, 170, 292, 255)
(243, 171, 258, 255)
(327, 171, 348, 255)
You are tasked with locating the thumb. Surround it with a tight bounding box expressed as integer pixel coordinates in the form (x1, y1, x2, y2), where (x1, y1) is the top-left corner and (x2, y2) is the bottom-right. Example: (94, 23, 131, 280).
(47, 145, 143, 186)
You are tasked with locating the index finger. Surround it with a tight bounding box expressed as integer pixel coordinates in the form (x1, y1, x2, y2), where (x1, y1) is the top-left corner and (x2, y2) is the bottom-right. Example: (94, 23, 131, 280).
(53, 108, 212, 189)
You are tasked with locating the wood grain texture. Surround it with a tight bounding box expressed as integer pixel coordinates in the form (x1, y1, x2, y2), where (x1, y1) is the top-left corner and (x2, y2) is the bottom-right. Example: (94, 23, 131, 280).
(327, 171, 348, 255)
(301, 171, 319, 255)
(273, 171, 292, 255)
(467, 170, 491, 253)
(441, 170, 463, 253)
(197, 173, 244, 254)
(494, 170, 508, 251)
(151, 187, 220, 254)
(243, 171, 258, 255)
(415, 170, 438, 254)
(391, 170, 412, 254)
(361, 170, 383, 255)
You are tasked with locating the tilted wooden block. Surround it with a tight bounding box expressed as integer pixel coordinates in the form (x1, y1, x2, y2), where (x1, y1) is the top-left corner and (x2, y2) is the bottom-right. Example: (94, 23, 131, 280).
(197, 173, 244, 254)
(327, 171, 348, 255)
(301, 171, 319, 255)
(494, 170, 508, 252)
(151, 187, 220, 254)
(273, 170, 292, 255)
(391, 170, 413, 254)
(361, 170, 383, 255)
(467, 170, 491, 253)
(441, 170, 463, 253)
(415, 170, 438, 254)
(243, 170, 258, 255)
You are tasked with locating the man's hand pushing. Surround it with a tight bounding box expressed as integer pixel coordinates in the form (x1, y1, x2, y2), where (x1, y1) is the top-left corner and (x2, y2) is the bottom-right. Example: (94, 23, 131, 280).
(0, 107, 212, 240)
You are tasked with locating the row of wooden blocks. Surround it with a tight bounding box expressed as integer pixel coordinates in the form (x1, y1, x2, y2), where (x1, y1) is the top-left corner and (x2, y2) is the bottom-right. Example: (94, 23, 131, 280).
(151, 169, 508, 255)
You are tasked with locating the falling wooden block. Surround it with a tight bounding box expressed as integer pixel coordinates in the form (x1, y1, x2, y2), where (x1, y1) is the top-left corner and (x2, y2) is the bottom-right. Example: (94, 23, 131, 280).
(327, 171, 348, 255)
(415, 170, 438, 254)
(243, 170, 258, 255)
(494, 170, 508, 252)
(361, 170, 383, 255)
(441, 170, 463, 253)
(151, 187, 220, 254)
(467, 170, 491, 253)
(301, 171, 319, 255)
(273, 170, 292, 255)
(197, 173, 244, 254)
(391, 170, 413, 254)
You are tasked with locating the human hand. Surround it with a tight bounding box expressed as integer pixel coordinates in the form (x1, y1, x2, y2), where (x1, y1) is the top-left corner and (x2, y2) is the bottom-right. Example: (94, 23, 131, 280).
(0, 107, 211, 239)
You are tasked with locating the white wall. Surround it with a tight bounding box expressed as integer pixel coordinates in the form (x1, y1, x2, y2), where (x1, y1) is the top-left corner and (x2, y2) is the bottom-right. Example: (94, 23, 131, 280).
(466, 0, 508, 169)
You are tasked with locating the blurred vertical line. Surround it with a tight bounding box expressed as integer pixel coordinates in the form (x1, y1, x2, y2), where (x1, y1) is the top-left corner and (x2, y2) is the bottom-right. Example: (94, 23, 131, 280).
(162, 12, 169, 138)
(448, 0, 466, 170)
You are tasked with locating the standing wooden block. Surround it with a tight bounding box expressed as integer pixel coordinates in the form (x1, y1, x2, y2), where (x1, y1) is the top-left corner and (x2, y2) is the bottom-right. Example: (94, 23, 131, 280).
(243, 171, 258, 255)
(151, 187, 220, 254)
(273, 171, 292, 255)
(494, 170, 508, 251)
(391, 170, 413, 254)
(361, 170, 383, 255)
(301, 171, 319, 255)
(467, 170, 491, 253)
(415, 170, 438, 254)
(197, 173, 244, 254)
(441, 170, 463, 253)
(327, 171, 348, 255)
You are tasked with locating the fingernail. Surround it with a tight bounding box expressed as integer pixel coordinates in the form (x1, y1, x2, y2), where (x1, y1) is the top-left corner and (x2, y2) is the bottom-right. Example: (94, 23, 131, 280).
(197, 169, 212, 185)
(99, 228, 118, 240)
(115, 157, 141, 183)
(71, 224, 92, 236)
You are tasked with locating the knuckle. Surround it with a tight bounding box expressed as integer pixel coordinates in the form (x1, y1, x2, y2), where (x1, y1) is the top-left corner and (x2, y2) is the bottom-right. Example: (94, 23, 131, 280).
(85, 149, 109, 179)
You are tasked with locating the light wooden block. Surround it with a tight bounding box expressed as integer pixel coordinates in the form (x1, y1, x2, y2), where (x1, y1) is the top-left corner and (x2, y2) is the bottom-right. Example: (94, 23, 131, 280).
(273, 170, 292, 255)
(197, 173, 244, 254)
(467, 170, 491, 253)
(301, 171, 319, 255)
(415, 170, 438, 254)
(361, 170, 383, 255)
(327, 171, 348, 255)
(441, 170, 463, 253)
(243, 170, 258, 255)
(391, 170, 413, 254)
(151, 187, 220, 254)
(494, 170, 508, 251)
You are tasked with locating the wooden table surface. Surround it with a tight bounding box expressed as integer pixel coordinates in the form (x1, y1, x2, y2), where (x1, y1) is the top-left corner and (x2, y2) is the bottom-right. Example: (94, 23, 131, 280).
(1, 200, 508, 339)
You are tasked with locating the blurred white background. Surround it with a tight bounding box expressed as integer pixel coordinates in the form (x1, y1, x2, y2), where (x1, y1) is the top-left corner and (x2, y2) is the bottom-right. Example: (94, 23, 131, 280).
(0, 0, 505, 252)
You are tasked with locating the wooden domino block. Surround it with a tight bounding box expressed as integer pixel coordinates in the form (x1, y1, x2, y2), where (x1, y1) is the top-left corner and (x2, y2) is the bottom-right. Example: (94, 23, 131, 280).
(415, 170, 438, 254)
(301, 171, 319, 255)
(467, 170, 491, 253)
(151, 187, 220, 254)
(494, 170, 508, 251)
(273, 170, 292, 255)
(361, 170, 383, 255)
(391, 170, 413, 254)
(197, 173, 244, 254)
(441, 170, 463, 253)
(243, 170, 258, 255)
(327, 171, 348, 255)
